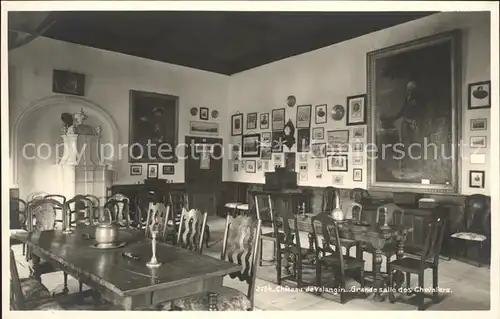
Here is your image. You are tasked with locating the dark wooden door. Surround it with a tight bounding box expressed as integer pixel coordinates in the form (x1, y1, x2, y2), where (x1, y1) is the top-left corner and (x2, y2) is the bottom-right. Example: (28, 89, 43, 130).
(185, 136, 223, 216)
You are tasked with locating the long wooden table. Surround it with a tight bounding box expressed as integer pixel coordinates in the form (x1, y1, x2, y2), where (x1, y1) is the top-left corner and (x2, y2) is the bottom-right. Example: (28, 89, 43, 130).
(12, 227, 241, 310)
(281, 214, 413, 302)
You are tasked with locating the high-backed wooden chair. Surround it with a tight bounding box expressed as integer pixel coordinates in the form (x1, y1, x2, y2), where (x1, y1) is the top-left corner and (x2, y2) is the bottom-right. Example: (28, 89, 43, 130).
(10, 197, 28, 255)
(10, 249, 64, 310)
(144, 202, 170, 242)
(103, 194, 131, 227)
(350, 188, 370, 204)
(311, 213, 365, 304)
(388, 216, 447, 310)
(84, 194, 100, 224)
(65, 195, 94, 228)
(26, 198, 69, 294)
(176, 208, 208, 253)
(167, 215, 261, 311)
(254, 194, 284, 266)
(450, 194, 491, 266)
(362, 203, 405, 274)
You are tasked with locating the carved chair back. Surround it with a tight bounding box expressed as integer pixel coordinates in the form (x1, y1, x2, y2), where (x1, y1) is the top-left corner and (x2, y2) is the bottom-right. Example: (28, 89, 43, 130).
(350, 188, 370, 204)
(144, 202, 170, 241)
(220, 215, 261, 309)
(340, 199, 363, 221)
(321, 187, 336, 214)
(420, 216, 447, 267)
(44, 194, 67, 205)
(376, 203, 405, 226)
(253, 194, 275, 228)
(10, 249, 26, 310)
(65, 195, 93, 228)
(104, 194, 131, 226)
(176, 208, 207, 253)
(464, 194, 491, 235)
(169, 191, 190, 230)
(311, 213, 345, 276)
(10, 197, 27, 230)
(26, 191, 48, 202)
(275, 209, 302, 261)
(27, 198, 65, 232)
(84, 194, 100, 223)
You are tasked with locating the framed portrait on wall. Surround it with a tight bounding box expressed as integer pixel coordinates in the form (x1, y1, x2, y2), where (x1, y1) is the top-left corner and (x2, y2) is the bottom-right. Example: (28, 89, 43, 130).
(353, 168, 363, 182)
(315, 104, 327, 124)
(296, 105, 312, 128)
(247, 112, 257, 129)
(231, 113, 243, 136)
(469, 170, 485, 188)
(367, 30, 462, 194)
(272, 108, 285, 131)
(147, 164, 159, 179)
(468, 80, 491, 109)
(346, 94, 367, 126)
(260, 113, 270, 129)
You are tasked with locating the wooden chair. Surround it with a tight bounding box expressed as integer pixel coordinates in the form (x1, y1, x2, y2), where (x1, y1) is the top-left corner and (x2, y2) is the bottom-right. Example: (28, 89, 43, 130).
(166, 215, 261, 311)
(275, 209, 314, 289)
(144, 202, 170, 242)
(388, 216, 447, 310)
(339, 198, 363, 257)
(350, 188, 370, 204)
(103, 194, 131, 227)
(65, 195, 94, 228)
(84, 194, 101, 224)
(361, 203, 405, 274)
(176, 208, 208, 253)
(254, 194, 284, 266)
(311, 213, 365, 304)
(450, 194, 490, 266)
(321, 187, 359, 257)
(10, 197, 28, 255)
(26, 198, 70, 294)
(10, 249, 64, 310)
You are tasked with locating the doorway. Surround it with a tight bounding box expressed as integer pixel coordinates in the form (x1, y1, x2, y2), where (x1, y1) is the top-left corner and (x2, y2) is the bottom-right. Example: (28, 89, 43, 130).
(184, 136, 223, 216)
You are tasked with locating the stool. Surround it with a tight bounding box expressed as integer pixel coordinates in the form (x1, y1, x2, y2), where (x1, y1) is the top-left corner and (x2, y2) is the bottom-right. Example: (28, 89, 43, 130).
(224, 202, 241, 217)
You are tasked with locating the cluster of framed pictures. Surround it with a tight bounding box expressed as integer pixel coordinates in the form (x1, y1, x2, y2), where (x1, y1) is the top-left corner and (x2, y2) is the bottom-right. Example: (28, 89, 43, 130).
(191, 107, 219, 120)
(231, 112, 272, 136)
(130, 164, 175, 178)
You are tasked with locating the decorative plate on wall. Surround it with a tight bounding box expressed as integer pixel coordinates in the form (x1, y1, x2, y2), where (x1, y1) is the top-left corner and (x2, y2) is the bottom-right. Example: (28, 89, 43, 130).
(211, 110, 219, 119)
(331, 104, 345, 121)
(286, 95, 296, 107)
(190, 107, 198, 116)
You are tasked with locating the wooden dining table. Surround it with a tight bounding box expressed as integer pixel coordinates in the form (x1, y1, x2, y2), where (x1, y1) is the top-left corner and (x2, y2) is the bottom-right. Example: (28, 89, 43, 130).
(280, 214, 413, 302)
(11, 226, 241, 310)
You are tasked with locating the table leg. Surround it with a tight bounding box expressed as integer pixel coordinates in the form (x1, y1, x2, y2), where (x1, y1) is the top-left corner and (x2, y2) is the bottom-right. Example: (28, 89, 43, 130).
(373, 249, 383, 302)
(28, 254, 42, 282)
(393, 234, 407, 288)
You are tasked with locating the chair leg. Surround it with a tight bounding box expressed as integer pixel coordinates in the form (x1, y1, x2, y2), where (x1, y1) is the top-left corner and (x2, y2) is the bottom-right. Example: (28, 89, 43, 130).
(339, 273, 347, 304)
(406, 272, 412, 296)
(360, 266, 366, 298)
(315, 260, 322, 295)
(432, 266, 439, 303)
(296, 254, 303, 289)
(79, 281, 83, 292)
(63, 272, 69, 294)
(205, 225, 210, 248)
(388, 266, 395, 303)
(259, 238, 264, 266)
(417, 273, 425, 310)
(276, 252, 282, 286)
(22, 243, 26, 256)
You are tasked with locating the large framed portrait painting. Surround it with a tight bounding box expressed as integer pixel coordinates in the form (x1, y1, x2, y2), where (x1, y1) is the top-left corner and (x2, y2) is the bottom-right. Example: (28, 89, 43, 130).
(367, 31, 461, 193)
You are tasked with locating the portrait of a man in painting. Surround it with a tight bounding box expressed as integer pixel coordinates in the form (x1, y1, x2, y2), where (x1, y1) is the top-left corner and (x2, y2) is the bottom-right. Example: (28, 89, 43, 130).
(368, 31, 460, 193)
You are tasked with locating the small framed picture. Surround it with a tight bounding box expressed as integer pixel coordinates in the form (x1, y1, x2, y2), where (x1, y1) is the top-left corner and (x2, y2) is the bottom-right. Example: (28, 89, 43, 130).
(233, 162, 239, 172)
(311, 143, 326, 158)
(260, 113, 270, 129)
(52, 69, 85, 96)
(468, 81, 491, 109)
(231, 113, 243, 136)
(352, 142, 364, 153)
(327, 130, 349, 153)
(327, 154, 348, 172)
(272, 108, 285, 131)
(130, 165, 142, 176)
(353, 168, 363, 182)
(247, 112, 258, 130)
(297, 129, 311, 152)
(469, 170, 485, 188)
(245, 160, 256, 173)
(352, 127, 365, 139)
(242, 134, 261, 158)
(147, 164, 159, 179)
(469, 153, 486, 164)
(346, 94, 367, 126)
(315, 104, 327, 124)
(162, 165, 175, 175)
(296, 105, 312, 128)
(231, 144, 240, 160)
(352, 156, 363, 165)
(312, 127, 324, 140)
(261, 132, 271, 144)
(470, 118, 487, 131)
(332, 175, 344, 186)
(470, 136, 487, 148)
(200, 107, 209, 120)
(260, 145, 272, 160)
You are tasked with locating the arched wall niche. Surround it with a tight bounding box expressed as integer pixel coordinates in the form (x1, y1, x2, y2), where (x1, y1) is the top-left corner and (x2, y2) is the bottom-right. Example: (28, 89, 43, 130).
(11, 95, 120, 194)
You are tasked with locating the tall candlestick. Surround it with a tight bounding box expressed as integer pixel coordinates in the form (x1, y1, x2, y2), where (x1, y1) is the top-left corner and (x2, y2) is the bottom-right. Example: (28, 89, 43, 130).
(146, 222, 161, 268)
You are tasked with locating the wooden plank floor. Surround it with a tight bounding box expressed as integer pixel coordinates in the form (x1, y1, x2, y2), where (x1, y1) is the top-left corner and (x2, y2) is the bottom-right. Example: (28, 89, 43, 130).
(11, 216, 490, 310)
